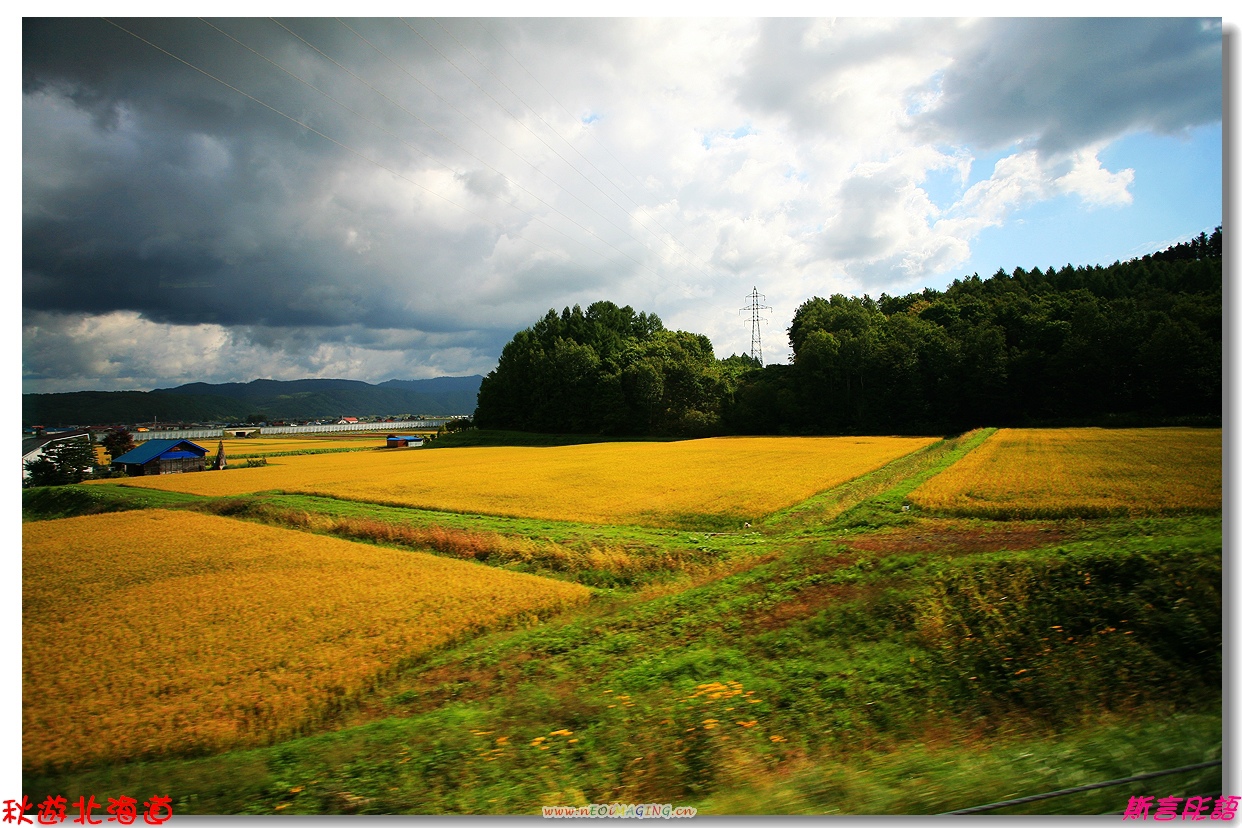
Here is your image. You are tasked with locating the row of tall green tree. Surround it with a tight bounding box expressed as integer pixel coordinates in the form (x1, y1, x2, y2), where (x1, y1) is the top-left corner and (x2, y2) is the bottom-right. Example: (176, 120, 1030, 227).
(474, 302, 758, 436)
(473, 227, 1221, 436)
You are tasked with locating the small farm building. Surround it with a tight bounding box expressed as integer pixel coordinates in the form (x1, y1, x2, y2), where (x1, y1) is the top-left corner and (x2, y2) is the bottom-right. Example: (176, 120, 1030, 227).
(386, 435, 424, 448)
(111, 440, 208, 476)
(226, 427, 260, 438)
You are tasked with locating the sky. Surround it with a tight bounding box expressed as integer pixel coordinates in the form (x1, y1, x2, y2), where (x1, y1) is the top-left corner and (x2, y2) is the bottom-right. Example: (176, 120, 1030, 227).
(20, 16, 1225, 394)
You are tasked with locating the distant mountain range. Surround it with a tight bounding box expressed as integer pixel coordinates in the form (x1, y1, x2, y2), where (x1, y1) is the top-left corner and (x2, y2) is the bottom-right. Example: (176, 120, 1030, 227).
(22, 376, 484, 427)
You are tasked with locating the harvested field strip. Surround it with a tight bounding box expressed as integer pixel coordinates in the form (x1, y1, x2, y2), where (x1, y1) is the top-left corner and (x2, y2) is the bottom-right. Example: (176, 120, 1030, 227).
(22, 510, 590, 771)
(907, 428, 1221, 518)
(97, 436, 937, 527)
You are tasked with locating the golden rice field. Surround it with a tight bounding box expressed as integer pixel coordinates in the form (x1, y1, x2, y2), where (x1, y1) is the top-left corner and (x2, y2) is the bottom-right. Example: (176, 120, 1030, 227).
(22, 510, 590, 770)
(98, 436, 938, 526)
(908, 428, 1221, 518)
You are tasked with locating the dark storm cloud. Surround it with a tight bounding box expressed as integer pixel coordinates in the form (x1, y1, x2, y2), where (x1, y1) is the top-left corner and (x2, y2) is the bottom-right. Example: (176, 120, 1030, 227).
(920, 18, 1222, 155)
(23, 17, 543, 334)
(733, 18, 1221, 157)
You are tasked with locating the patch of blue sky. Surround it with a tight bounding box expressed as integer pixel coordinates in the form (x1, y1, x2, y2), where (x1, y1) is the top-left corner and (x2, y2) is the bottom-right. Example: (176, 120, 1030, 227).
(946, 197, 1120, 285)
(918, 143, 1011, 213)
(904, 70, 944, 119)
(701, 126, 754, 149)
(580, 111, 600, 125)
(936, 124, 1221, 288)
(1097, 122, 1222, 247)
(919, 164, 967, 211)
(962, 145, 1020, 190)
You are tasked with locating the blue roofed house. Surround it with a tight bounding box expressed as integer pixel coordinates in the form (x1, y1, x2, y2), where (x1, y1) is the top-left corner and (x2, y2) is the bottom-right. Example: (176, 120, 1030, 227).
(111, 440, 209, 476)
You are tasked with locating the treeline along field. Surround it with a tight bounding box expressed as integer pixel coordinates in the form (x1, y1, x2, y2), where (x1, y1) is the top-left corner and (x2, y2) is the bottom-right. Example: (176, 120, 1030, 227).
(728, 243, 1222, 435)
(475, 231, 1221, 438)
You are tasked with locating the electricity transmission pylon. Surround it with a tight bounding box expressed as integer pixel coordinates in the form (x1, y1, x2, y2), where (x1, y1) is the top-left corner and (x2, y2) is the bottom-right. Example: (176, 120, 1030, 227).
(741, 287, 771, 365)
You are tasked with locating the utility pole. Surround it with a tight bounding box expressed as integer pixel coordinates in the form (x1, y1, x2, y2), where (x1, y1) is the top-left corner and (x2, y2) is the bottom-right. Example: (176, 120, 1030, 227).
(740, 287, 771, 365)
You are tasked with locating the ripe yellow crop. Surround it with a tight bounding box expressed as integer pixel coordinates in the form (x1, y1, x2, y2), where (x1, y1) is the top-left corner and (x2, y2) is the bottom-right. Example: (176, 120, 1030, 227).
(97, 436, 936, 526)
(22, 510, 590, 770)
(908, 428, 1221, 518)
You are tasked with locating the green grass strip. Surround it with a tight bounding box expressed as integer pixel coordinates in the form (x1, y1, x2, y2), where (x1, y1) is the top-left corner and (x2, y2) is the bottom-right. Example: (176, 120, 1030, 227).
(21, 485, 209, 521)
(764, 428, 995, 532)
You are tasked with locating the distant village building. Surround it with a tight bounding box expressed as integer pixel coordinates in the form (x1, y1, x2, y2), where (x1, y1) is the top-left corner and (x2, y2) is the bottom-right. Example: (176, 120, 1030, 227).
(111, 440, 208, 476)
(338, 417, 360, 424)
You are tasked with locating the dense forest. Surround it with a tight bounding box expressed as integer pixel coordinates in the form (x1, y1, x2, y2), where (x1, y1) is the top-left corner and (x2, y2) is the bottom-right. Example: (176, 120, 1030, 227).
(475, 227, 1222, 436)
(474, 302, 758, 436)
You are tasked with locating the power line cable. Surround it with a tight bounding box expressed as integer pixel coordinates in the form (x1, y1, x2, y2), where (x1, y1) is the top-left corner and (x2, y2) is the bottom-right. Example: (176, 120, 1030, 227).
(467, 20, 768, 346)
(268, 17, 632, 269)
(941, 760, 1223, 815)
